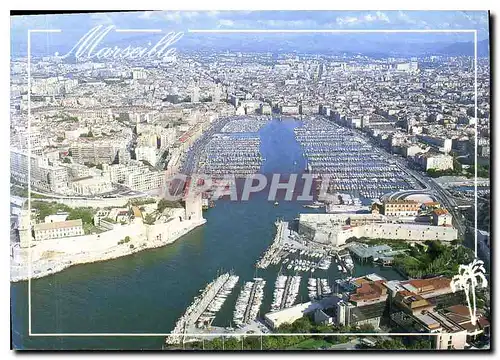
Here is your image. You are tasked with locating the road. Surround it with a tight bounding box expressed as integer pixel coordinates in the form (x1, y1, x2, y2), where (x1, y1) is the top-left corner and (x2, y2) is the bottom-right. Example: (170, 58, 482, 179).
(179, 116, 235, 175)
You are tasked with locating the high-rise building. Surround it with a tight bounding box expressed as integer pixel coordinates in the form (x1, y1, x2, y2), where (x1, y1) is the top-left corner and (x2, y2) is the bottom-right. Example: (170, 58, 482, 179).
(132, 69, 147, 80)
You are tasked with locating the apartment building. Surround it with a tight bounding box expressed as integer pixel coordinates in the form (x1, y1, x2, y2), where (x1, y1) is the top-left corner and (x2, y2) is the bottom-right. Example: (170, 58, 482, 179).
(70, 140, 130, 165)
(125, 171, 164, 192)
(416, 152, 454, 171)
(383, 200, 421, 217)
(432, 209, 453, 226)
(10, 149, 69, 193)
(417, 134, 453, 153)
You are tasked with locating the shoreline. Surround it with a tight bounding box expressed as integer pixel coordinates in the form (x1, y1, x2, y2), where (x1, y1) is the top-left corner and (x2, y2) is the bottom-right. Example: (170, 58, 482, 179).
(10, 219, 206, 282)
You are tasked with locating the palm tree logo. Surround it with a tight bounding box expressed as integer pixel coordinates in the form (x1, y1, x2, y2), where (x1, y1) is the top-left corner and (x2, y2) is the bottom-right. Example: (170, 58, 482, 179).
(450, 259, 488, 326)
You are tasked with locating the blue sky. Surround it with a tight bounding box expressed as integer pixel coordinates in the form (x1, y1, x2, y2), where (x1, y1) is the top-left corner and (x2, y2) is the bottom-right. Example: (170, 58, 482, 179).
(11, 10, 489, 38)
(10, 11, 490, 56)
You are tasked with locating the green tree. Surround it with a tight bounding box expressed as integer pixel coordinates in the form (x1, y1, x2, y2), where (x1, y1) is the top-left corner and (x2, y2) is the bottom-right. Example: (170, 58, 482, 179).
(67, 208, 94, 225)
(157, 198, 183, 212)
(375, 338, 406, 349)
(144, 213, 156, 225)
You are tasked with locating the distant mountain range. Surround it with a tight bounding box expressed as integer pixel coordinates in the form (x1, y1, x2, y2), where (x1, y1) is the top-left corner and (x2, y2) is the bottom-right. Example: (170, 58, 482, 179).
(10, 30, 490, 58)
(436, 39, 489, 57)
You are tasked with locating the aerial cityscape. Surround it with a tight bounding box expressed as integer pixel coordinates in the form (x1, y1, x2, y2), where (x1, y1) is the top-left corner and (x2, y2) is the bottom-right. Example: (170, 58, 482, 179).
(10, 10, 491, 351)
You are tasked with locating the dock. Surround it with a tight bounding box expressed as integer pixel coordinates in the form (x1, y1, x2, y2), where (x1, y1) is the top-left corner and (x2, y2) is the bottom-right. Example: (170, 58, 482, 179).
(256, 219, 286, 269)
(270, 275, 301, 311)
(308, 278, 332, 300)
(233, 278, 266, 327)
(166, 272, 239, 344)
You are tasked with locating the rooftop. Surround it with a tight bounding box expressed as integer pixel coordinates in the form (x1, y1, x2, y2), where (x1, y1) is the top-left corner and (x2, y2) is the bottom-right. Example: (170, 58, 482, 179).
(34, 219, 83, 231)
(348, 242, 393, 259)
(433, 208, 450, 216)
(384, 199, 419, 205)
(403, 277, 451, 295)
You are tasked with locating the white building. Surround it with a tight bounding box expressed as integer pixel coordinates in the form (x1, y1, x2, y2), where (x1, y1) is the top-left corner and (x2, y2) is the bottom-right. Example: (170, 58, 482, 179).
(125, 171, 164, 192)
(299, 213, 458, 247)
(34, 219, 84, 241)
(191, 83, 200, 103)
(264, 302, 316, 329)
(135, 146, 157, 165)
(432, 209, 453, 226)
(44, 213, 69, 223)
(10, 149, 69, 193)
(417, 153, 454, 171)
(70, 175, 113, 196)
(260, 103, 272, 115)
(132, 69, 147, 80)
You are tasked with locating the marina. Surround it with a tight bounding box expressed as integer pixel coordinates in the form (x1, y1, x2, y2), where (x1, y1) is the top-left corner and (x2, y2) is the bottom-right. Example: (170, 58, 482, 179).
(284, 255, 332, 273)
(186, 116, 272, 178)
(270, 275, 302, 312)
(336, 251, 355, 273)
(11, 117, 408, 350)
(197, 134, 263, 177)
(307, 278, 332, 300)
(295, 117, 421, 197)
(166, 272, 239, 344)
(220, 116, 270, 133)
(256, 218, 336, 273)
(233, 278, 266, 327)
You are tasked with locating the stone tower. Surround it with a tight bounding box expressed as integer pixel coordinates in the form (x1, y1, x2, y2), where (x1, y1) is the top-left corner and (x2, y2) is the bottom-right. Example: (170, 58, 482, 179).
(18, 209, 33, 248)
(185, 192, 203, 221)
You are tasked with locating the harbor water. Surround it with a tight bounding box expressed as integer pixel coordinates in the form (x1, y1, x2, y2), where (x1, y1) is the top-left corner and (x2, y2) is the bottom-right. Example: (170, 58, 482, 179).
(11, 118, 405, 350)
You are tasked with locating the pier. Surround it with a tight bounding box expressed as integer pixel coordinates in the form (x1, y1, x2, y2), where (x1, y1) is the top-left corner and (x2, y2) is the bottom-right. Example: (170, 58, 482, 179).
(233, 278, 266, 327)
(308, 278, 332, 300)
(167, 272, 239, 344)
(270, 275, 301, 312)
(256, 219, 286, 269)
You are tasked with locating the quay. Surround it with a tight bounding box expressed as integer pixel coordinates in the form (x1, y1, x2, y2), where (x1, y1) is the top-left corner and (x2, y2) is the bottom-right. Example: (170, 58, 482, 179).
(166, 272, 238, 344)
(255, 219, 286, 269)
(270, 275, 301, 311)
(233, 278, 266, 327)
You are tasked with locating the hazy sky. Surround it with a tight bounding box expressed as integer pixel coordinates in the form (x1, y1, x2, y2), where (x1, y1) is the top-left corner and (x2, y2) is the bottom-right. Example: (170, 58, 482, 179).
(11, 10, 489, 37)
(10, 11, 490, 57)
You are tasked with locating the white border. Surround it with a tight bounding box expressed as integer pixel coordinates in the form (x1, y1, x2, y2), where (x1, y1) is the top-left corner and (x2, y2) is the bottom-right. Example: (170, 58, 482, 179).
(26, 27, 479, 339)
